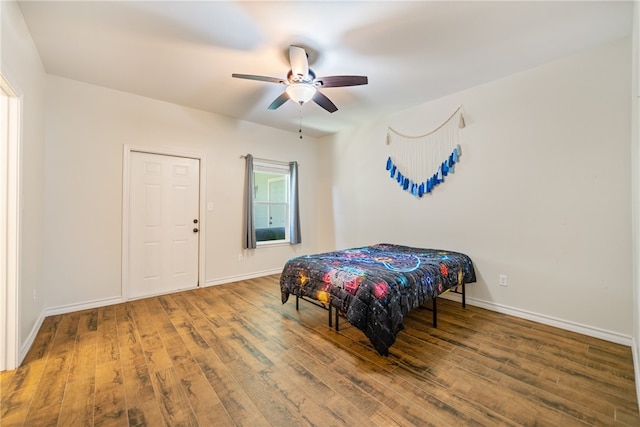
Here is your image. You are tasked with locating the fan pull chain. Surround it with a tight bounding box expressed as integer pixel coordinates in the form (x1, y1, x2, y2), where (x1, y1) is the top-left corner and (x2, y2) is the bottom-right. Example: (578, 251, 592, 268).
(299, 106, 304, 139)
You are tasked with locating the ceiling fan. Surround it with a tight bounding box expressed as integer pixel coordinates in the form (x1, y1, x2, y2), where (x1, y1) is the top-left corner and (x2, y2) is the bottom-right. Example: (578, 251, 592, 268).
(232, 45, 368, 113)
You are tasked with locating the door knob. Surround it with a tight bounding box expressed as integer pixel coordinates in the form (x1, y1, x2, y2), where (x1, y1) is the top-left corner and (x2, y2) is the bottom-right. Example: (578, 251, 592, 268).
(193, 228, 199, 233)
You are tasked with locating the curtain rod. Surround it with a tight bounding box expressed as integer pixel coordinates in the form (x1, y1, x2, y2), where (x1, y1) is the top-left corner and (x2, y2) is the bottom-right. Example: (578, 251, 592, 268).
(239, 155, 294, 166)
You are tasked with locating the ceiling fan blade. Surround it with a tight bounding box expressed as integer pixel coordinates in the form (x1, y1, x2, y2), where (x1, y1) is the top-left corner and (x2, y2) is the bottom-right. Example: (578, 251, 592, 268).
(315, 75, 368, 88)
(232, 74, 286, 84)
(289, 45, 309, 80)
(312, 91, 338, 113)
(268, 92, 290, 110)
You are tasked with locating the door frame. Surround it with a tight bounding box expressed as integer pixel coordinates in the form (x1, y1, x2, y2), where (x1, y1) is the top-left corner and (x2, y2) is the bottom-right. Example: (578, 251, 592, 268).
(0, 74, 21, 371)
(122, 145, 206, 300)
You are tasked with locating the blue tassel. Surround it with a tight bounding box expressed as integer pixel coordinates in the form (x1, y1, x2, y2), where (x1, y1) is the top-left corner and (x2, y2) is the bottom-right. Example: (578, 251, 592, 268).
(388, 153, 462, 193)
(387, 149, 464, 195)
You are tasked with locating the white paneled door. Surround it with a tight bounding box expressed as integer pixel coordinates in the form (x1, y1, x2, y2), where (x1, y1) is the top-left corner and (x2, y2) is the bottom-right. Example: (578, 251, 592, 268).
(128, 151, 200, 299)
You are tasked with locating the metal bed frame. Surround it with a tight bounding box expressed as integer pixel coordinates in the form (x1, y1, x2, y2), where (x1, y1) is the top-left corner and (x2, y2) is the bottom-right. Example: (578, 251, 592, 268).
(294, 282, 467, 331)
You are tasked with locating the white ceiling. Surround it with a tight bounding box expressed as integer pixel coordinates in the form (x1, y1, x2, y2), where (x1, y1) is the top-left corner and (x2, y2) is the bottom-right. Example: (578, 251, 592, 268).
(18, 1, 633, 138)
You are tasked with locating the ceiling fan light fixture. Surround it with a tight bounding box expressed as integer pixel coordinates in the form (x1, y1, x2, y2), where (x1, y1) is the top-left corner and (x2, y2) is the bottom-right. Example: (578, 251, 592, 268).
(286, 83, 316, 104)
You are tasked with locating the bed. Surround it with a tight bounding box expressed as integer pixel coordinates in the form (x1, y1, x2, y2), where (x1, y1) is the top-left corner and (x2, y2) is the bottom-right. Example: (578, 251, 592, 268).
(280, 243, 476, 355)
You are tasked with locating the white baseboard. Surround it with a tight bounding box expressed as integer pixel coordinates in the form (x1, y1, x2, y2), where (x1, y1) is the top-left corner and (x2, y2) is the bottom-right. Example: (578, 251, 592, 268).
(441, 293, 632, 346)
(204, 268, 282, 287)
(633, 337, 640, 413)
(38, 270, 281, 318)
(19, 310, 46, 365)
(44, 296, 124, 317)
(18, 296, 123, 365)
(20, 275, 633, 368)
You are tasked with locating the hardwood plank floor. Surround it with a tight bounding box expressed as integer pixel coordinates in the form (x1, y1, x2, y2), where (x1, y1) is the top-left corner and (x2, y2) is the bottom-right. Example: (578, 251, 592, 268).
(1, 275, 638, 426)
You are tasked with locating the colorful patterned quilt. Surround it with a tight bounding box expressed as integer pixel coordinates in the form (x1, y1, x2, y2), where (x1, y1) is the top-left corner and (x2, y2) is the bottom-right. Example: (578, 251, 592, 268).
(280, 243, 476, 356)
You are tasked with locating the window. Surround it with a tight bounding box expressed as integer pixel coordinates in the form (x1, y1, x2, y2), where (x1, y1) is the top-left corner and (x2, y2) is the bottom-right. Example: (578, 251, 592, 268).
(253, 160, 290, 244)
(242, 154, 300, 249)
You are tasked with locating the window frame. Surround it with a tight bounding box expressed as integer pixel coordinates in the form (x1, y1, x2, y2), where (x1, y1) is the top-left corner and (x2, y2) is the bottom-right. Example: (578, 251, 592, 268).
(252, 159, 291, 246)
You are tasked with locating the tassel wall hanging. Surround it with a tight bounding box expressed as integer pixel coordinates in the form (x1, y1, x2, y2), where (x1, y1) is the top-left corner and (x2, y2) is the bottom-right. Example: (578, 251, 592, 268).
(386, 106, 466, 198)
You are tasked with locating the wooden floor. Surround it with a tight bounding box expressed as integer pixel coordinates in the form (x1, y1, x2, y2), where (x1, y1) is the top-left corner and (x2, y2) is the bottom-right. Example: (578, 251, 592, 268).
(1, 275, 638, 426)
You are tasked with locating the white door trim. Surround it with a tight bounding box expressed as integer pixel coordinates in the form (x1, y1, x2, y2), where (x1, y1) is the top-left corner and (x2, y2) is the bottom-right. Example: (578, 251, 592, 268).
(0, 74, 21, 371)
(122, 145, 206, 300)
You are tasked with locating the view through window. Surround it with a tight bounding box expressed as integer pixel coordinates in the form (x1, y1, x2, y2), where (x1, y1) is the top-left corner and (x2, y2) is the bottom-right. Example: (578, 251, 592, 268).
(253, 161, 290, 244)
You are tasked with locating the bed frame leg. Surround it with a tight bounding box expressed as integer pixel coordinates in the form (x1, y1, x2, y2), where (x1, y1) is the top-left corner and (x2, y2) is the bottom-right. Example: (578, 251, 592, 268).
(433, 296, 437, 328)
(296, 292, 299, 311)
(328, 304, 340, 331)
(463, 282, 466, 308)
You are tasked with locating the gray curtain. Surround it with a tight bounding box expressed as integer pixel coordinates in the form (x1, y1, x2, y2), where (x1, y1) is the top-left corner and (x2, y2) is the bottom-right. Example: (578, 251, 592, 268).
(242, 154, 256, 249)
(289, 161, 302, 244)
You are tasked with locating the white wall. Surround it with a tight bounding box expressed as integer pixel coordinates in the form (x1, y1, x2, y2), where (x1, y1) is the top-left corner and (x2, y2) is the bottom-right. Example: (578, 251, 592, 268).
(44, 76, 319, 310)
(320, 37, 633, 341)
(1, 1, 47, 357)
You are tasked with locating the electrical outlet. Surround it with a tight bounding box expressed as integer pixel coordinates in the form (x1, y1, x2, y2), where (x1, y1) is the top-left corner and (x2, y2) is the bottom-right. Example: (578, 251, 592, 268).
(238, 253, 244, 262)
(499, 274, 508, 287)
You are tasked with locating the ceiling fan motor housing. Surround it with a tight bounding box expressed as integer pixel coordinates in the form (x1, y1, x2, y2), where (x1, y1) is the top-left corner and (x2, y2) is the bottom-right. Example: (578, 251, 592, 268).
(287, 68, 316, 84)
